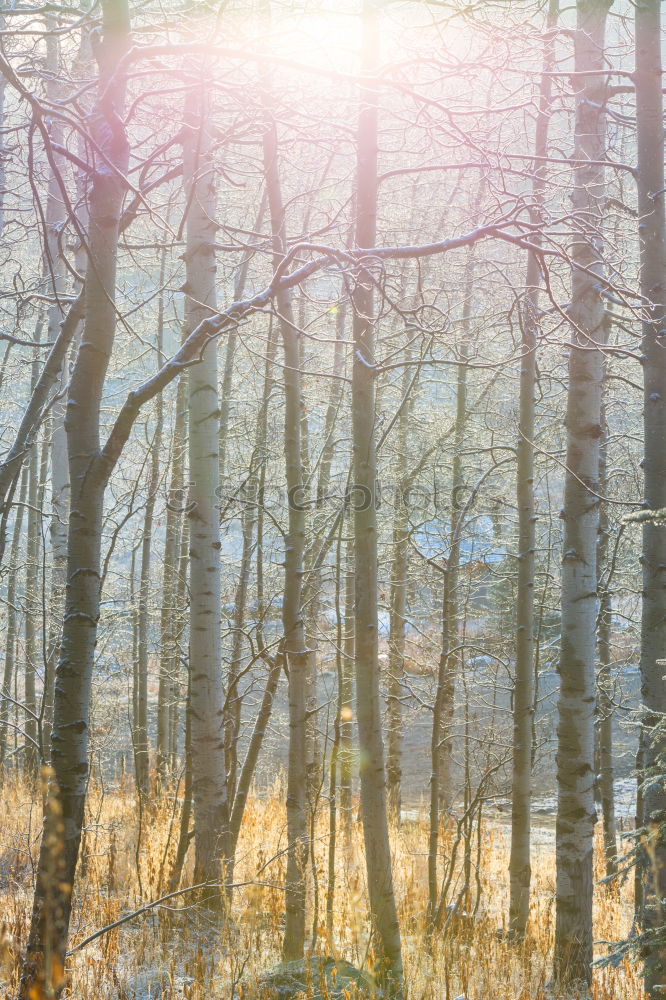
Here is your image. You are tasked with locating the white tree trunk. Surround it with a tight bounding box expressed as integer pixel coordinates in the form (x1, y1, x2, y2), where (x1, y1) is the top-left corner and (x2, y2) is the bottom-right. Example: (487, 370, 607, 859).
(553, 0, 610, 985)
(635, 0, 666, 991)
(508, 0, 557, 938)
(183, 85, 230, 887)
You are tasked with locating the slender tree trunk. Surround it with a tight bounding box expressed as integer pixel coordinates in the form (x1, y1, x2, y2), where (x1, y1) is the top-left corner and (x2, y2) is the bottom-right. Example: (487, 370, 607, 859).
(292, 219, 318, 823)
(434, 250, 475, 829)
(228, 657, 282, 860)
(0, 293, 83, 566)
(225, 488, 256, 798)
(340, 538, 355, 852)
(225, 325, 277, 802)
(386, 518, 408, 825)
(169, 525, 189, 770)
(428, 264, 474, 926)
(316, 295, 347, 512)
(130, 543, 139, 761)
(43, 20, 73, 763)
(183, 84, 230, 887)
(350, 2, 402, 988)
(553, 0, 610, 985)
(596, 419, 617, 880)
(227, 412, 282, 873)
(386, 355, 412, 825)
(134, 253, 166, 795)
(218, 192, 267, 479)
(0, 466, 28, 771)
(508, 0, 557, 939)
(302, 308, 349, 814)
(20, 3, 130, 991)
(134, 372, 163, 796)
(428, 557, 455, 932)
(327, 676, 340, 945)
(635, 731, 645, 925)
(301, 421, 319, 817)
(22, 308, 47, 776)
(24, 398, 42, 776)
(326, 523, 347, 940)
(218, 194, 271, 802)
(635, 0, 666, 992)
(157, 378, 187, 783)
(168, 663, 193, 894)
(261, 92, 309, 964)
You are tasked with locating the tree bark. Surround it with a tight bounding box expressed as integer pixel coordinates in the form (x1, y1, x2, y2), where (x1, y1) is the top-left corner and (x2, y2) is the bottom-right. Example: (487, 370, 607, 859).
(24, 363, 42, 776)
(553, 0, 610, 985)
(428, 254, 475, 932)
(596, 404, 617, 880)
(183, 83, 230, 888)
(221, 200, 273, 803)
(134, 313, 164, 796)
(386, 352, 413, 825)
(635, 0, 666, 992)
(43, 19, 76, 763)
(508, 0, 557, 939)
(260, 91, 309, 964)
(168, 663, 193, 894)
(302, 301, 348, 814)
(227, 398, 282, 872)
(20, 1, 131, 991)
(157, 378, 187, 783)
(350, 1, 403, 989)
(225, 322, 278, 804)
(0, 466, 28, 771)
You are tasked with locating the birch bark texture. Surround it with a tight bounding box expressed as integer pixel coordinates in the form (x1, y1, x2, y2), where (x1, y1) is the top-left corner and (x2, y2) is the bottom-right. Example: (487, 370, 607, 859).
(508, 0, 557, 940)
(182, 83, 230, 887)
(157, 377, 187, 783)
(596, 405, 617, 880)
(554, 0, 610, 986)
(635, 0, 666, 992)
(44, 21, 77, 762)
(20, 0, 130, 992)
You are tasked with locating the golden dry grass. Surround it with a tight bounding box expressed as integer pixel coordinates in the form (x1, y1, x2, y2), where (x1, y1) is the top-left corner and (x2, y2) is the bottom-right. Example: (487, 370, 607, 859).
(0, 772, 643, 1000)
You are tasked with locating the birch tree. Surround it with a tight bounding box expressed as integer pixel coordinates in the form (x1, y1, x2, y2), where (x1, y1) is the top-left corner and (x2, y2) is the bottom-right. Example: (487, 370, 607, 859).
(350, 0, 403, 988)
(20, 0, 131, 990)
(261, 88, 310, 962)
(554, 0, 611, 985)
(508, 0, 557, 939)
(635, 0, 666, 991)
(182, 82, 230, 888)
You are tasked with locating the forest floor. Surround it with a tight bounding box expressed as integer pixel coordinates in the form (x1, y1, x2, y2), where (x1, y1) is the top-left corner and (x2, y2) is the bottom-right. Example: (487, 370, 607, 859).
(0, 773, 642, 1000)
